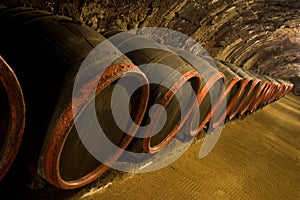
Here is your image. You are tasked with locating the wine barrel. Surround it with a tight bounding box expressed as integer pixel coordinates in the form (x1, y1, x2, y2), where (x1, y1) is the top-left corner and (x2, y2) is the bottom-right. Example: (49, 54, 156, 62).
(212, 60, 245, 125)
(217, 60, 258, 120)
(278, 79, 294, 96)
(256, 76, 276, 108)
(0, 56, 25, 180)
(103, 31, 202, 153)
(0, 7, 149, 189)
(272, 79, 287, 100)
(239, 70, 268, 113)
(246, 72, 274, 111)
(172, 51, 225, 136)
(264, 76, 282, 103)
(275, 79, 289, 99)
(230, 68, 263, 116)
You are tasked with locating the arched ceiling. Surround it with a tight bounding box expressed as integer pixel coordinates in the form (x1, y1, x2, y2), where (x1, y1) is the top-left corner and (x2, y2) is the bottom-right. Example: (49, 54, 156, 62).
(1, 0, 300, 80)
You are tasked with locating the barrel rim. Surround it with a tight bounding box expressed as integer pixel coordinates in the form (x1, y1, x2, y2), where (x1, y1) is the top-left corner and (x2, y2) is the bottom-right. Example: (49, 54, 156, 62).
(38, 63, 149, 190)
(239, 79, 262, 115)
(187, 72, 226, 136)
(254, 82, 274, 109)
(143, 70, 202, 153)
(0, 56, 25, 180)
(228, 78, 253, 120)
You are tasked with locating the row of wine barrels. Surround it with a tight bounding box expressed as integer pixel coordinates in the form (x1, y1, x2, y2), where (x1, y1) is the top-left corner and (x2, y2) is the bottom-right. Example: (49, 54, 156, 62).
(217, 60, 261, 120)
(102, 31, 202, 153)
(0, 7, 294, 191)
(278, 78, 295, 96)
(247, 73, 274, 111)
(242, 74, 271, 114)
(264, 76, 282, 103)
(213, 63, 294, 117)
(247, 72, 293, 111)
(0, 7, 150, 189)
(0, 7, 205, 189)
(195, 58, 294, 124)
(0, 56, 25, 181)
(107, 30, 289, 138)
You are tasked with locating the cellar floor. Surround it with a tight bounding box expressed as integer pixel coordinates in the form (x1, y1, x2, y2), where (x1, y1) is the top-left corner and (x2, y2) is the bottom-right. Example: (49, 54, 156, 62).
(0, 93, 299, 200)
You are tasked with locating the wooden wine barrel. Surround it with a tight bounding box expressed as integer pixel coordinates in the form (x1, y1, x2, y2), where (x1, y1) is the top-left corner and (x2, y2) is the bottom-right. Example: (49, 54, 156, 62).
(263, 75, 282, 103)
(172, 51, 225, 136)
(239, 69, 269, 113)
(275, 79, 288, 99)
(103, 31, 202, 153)
(271, 77, 293, 100)
(246, 72, 274, 111)
(212, 60, 245, 126)
(0, 56, 25, 181)
(236, 69, 267, 116)
(217, 60, 258, 120)
(0, 7, 149, 189)
(278, 79, 294, 96)
(256, 77, 276, 108)
(271, 79, 288, 100)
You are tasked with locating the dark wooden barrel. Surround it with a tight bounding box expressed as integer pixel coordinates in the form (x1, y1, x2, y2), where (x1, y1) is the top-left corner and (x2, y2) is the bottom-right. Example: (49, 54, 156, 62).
(236, 69, 266, 115)
(254, 75, 293, 108)
(172, 51, 225, 136)
(267, 76, 293, 102)
(212, 60, 244, 126)
(278, 78, 294, 96)
(263, 75, 282, 103)
(103, 31, 202, 153)
(0, 56, 25, 181)
(248, 73, 274, 110)
(0, 7, 149, 189)
(275, 79, 288, 98)
(257, 77, 275, 107)
(239, 70, 270, 113)
(217, 60, 257, 120)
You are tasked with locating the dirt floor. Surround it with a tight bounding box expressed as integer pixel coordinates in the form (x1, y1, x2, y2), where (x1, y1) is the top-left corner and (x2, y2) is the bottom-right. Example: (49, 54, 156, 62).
(73, 93, 300, 200)
(1, 92, 298, 199)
